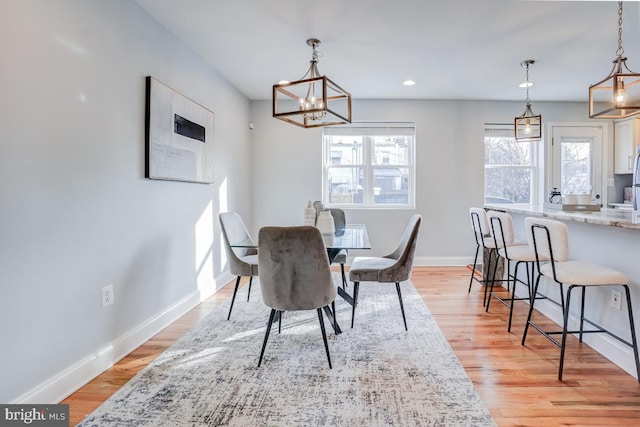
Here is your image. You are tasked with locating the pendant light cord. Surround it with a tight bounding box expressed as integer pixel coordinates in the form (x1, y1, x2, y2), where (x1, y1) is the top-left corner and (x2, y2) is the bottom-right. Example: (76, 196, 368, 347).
(616, 1, 624, 58)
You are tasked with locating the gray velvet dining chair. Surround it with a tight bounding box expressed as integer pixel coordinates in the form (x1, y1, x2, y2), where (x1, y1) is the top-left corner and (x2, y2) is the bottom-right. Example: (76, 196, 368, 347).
(257, 225, 337, 368)
(313, 201, 348, 289)
(348, 214, 422, 330)
(219, 212, 259, 320)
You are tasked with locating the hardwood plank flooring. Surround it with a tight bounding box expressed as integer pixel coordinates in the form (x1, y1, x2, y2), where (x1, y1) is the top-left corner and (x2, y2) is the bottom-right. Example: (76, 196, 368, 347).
(63, 267, 640, 426)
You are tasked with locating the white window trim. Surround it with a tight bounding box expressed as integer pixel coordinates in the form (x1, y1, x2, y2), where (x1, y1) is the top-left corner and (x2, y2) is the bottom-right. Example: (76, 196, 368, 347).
(484, 123, 542, 206)
(322, 122, 416, 209)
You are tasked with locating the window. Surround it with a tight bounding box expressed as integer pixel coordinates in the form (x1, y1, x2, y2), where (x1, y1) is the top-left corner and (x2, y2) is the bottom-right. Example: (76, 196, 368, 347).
(549, 124, 604, 203)
(322, 123, 415, 208)
(484, 125, 538, 204)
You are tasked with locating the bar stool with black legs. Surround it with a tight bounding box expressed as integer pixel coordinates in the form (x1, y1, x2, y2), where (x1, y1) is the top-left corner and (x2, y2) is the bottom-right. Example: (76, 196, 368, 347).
(468, 208, 492, 305)
(468, 207, 522, 306)
(485, 210, 546, 332)
(521, 217, 640, 381)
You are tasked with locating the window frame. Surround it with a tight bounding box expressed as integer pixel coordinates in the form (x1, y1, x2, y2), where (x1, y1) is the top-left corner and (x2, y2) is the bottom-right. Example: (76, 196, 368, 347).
(484, 124, 541, 205)
(322, 122, 416, 209)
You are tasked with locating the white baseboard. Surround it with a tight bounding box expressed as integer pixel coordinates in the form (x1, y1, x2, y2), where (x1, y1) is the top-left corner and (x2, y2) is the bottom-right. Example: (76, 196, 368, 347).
(12, 271, 235, 404)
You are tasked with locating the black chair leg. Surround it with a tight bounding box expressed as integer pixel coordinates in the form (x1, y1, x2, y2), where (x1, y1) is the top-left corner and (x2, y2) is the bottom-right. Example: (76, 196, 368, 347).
(468, 246, 480, 292)
(247, 276, 253, 302)
(227, 276, 241, 320)
(331, 301, 337, 332)
(623, 285, 640, 382)
(522, 273, 542, 345)
(340, 263, 347, 289)
(351, 282, 360, 328)
(317, 308, 332, 369)
(278, 310, 283, 334)
(258, 309, 277, 367)
(559, 285, 576, 381)
(507, 261, 520, 333)
(396, 282, 408, 331)
(483, 249, 495, 307)
(485, 253, 500, 313)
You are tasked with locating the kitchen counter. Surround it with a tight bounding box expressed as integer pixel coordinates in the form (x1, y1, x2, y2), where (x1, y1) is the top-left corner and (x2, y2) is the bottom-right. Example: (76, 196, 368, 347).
(484, 203, 640, 231)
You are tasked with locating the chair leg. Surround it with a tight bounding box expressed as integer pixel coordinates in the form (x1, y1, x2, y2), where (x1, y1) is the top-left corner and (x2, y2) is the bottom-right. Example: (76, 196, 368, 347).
(332, 301, 337, 332)
(258, 309, 277, 367)
(395, 282, 408, 331)
(468, 245, 480, 293)
(622, 285, 640, 382)
(507, 261, 520, 333)
(278, 310, 283, 334)
(522, 272, 542, 345)
(559, 285, 576, 381)
(579, 287, 586, 342)
(340, 263, 347, 289)
(317, 308, 332, 369)
(351, 282, 360, 328)
(483, 249, 495, 307)
(247, 276, 253, 302)
(485, 253, 501, 312)
(227, 276, 241, 320)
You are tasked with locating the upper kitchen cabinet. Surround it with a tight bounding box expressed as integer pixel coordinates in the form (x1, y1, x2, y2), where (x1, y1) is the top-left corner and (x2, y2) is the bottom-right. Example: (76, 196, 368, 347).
(614, 117, 640, 174)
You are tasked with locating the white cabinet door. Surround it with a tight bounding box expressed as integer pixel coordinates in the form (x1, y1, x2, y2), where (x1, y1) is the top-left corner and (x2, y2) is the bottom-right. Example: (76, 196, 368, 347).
(614, 118, 639, 174)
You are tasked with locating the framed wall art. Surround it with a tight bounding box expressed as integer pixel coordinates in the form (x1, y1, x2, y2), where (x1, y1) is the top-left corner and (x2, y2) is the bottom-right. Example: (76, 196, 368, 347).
(145, 76, 215, 183)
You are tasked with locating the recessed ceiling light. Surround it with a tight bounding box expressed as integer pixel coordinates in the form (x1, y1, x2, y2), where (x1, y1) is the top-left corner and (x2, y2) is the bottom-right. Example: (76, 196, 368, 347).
(403, 80, 416, 86)
(519, 81, 533, 88)
(277, 80, 290, 85)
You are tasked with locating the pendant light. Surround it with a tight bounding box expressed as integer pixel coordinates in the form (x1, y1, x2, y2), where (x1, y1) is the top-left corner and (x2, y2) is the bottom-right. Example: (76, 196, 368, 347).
(273, 38, 352, 128)
(515, 60, 542, 141)
(589, 1, 640, 119)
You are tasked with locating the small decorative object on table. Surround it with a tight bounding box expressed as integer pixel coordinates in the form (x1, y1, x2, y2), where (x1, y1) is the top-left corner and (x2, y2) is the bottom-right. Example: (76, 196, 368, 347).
(316, 210, 335, 235)
(304, 201, 316, 226)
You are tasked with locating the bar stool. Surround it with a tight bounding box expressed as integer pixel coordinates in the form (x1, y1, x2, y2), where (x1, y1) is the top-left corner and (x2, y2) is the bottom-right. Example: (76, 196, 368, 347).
(486, 210, 545, 332)
(468, 207, 521, 306)
(521, 217, 640, 381)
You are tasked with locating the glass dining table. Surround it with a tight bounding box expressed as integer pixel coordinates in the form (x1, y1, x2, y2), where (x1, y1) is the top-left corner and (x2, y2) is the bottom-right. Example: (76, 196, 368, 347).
(229, 224, 371, 334)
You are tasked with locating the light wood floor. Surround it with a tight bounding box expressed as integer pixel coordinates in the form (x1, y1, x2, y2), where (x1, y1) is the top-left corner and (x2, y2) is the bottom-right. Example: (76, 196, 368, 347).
(63, 266, 640, 426)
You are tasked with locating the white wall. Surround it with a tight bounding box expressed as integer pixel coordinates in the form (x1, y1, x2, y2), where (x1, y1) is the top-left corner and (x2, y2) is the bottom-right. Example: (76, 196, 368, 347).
(0, 0, 251, 403)
(250, 99, 594, 264)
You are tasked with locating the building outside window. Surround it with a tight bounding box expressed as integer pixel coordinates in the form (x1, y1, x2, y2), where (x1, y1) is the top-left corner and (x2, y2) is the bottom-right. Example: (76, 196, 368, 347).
(484, 125, 538, 204)
(322, 122, 415, 208)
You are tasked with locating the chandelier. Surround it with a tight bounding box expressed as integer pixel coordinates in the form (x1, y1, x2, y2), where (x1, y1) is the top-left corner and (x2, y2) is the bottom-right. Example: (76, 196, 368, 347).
(589, 1, 640, 119)
(273, 38, 352, 128)
(514, 59, 542, 141)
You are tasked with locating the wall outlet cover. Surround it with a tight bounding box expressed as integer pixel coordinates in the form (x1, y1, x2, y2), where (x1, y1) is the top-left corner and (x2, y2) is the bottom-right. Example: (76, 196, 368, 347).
(102, 284, 114, 307)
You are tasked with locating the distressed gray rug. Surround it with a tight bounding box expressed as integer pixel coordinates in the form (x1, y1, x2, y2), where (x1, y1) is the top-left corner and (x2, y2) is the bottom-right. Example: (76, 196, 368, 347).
(79, 278, 496, 426)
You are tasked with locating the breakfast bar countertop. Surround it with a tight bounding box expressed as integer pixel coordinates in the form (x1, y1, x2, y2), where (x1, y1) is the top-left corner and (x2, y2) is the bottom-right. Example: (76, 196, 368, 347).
(484, 203, 640, 231)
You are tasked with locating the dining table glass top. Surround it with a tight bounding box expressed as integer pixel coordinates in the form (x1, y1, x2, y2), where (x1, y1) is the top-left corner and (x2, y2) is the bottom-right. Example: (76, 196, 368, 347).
(229, 224, 371, 250)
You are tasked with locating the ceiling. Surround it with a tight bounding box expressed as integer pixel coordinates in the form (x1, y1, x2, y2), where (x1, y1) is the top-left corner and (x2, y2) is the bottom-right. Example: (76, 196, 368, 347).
(135, 0, 640, 103)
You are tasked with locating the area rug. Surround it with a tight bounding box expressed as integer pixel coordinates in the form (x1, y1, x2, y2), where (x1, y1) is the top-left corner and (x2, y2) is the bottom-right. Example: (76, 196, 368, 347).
(79, 277, 496, 426)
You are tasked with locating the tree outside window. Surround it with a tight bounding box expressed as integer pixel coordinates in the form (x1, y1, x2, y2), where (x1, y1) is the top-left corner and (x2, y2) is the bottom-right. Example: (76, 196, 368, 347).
(484, 127, 536, 204)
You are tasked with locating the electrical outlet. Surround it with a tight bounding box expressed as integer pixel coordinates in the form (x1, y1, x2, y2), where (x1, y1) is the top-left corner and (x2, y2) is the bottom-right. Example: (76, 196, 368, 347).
(102, 284, 114, 308)
(611, 290, 622, 311)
